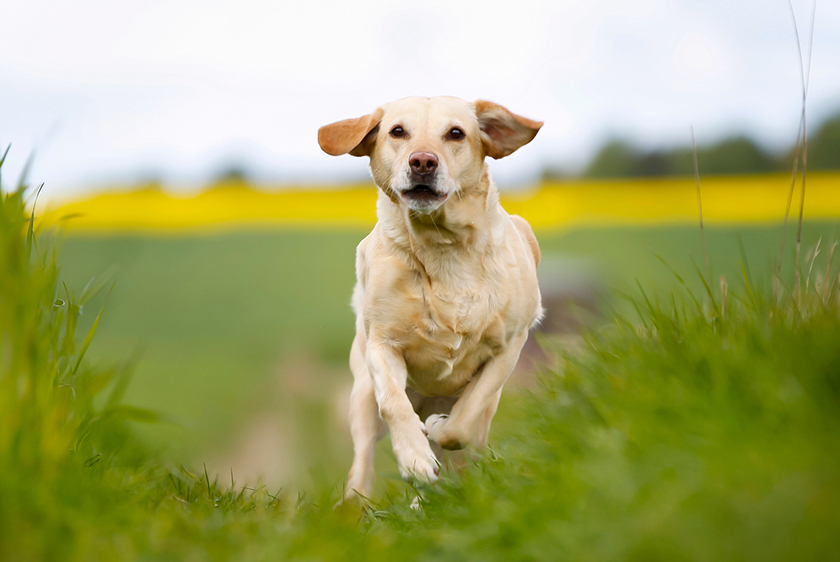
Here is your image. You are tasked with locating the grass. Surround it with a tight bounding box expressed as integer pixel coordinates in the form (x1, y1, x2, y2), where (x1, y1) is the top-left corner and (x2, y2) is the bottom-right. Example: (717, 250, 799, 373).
(4, 164, 840, 559)
(51, 222, 839, 491)
(54, 230, 365, 488)
(402, 273, 840, 561)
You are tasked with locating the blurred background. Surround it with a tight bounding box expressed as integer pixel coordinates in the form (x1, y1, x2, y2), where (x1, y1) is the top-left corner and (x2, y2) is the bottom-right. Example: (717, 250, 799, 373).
(2, 0, 839, 491)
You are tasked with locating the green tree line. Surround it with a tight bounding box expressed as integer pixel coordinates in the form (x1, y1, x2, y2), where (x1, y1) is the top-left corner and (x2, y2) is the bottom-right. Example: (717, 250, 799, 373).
(554, 109, 840, 179)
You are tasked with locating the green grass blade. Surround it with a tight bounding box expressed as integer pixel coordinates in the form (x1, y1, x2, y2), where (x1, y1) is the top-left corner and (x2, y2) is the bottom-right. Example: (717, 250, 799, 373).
(25, 183, 44, 256)
(615, 289, 649, 330)
(739, 260, 756, 308)
(101, 405, 161, 423)
(691, 256, 717, 308)
(0, 145, 10, 183)
(655, 253, 702, 313)
(635, 278, 657, 317)
(72, 282, 115, 375)
(78, 267, 117, 306)
(103, 347, 144, 410)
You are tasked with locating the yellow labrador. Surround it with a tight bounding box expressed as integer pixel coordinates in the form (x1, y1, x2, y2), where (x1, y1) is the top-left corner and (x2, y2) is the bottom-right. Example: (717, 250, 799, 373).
(318, 96, 542, 502)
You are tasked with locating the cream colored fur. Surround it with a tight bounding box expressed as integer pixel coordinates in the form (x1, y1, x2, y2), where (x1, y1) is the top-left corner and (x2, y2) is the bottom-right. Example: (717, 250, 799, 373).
(318, 96, 543, 503)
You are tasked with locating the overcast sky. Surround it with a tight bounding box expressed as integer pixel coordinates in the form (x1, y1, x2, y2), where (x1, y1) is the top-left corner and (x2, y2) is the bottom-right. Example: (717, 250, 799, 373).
(1, 0, 838, 198)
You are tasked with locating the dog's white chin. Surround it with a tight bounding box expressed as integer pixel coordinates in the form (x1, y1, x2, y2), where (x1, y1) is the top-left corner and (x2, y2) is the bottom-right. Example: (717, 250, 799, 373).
(401, 192, 449, 213)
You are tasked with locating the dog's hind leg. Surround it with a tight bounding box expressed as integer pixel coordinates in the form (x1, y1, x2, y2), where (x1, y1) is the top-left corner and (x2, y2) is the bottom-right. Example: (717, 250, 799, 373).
(344, 333, 386, 504)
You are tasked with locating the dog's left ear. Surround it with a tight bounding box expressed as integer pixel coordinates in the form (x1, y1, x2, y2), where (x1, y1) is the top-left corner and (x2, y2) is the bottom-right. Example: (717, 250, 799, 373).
(318, 108, 384, 157)
(474, 100, 543, 159)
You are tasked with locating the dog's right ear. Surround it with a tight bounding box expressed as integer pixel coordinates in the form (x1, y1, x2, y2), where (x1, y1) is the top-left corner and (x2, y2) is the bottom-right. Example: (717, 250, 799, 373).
(318, 108, 384, 157)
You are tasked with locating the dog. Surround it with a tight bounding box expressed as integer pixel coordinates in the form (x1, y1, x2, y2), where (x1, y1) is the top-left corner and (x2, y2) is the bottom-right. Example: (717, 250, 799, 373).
(318, 96, 543, 503)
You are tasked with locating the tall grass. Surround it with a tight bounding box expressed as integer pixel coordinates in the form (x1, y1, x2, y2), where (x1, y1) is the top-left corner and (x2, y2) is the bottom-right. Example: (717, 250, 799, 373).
(778, 0, 818, 298)
(0, 157, 305, 560)
(0, 158, 153, 559)
(0, 173, 109, 473)
(3, 144, 840, 561)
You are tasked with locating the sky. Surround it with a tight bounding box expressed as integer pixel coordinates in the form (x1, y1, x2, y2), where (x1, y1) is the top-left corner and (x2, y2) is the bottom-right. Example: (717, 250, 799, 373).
(1, 0, 838, 198)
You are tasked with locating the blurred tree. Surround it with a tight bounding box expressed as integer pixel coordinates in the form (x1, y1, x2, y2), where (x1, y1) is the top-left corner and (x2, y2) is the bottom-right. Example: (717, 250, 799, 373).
(637, 151, 676, 177)
(584, 140, 640, 178)
(541, 167, 571, 181)
(554, 107, 839, 180)
(808, 111, 840, 170)
(583, 136, 777, 179)
(213, 165, 250, 184)
(697, 136, 778, 175)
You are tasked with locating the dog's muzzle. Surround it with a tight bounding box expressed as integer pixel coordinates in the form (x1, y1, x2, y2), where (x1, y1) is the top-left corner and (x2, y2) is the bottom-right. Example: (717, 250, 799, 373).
(399, 152, 448, 211)
(400, 183, 447, 208)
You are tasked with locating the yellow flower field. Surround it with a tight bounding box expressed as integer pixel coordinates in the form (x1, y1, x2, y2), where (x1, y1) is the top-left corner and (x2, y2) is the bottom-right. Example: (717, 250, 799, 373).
(39, 172, 840, 233)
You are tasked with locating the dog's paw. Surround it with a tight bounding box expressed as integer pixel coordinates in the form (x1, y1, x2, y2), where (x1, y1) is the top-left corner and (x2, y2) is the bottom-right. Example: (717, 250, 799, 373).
(425, 413, 449, 438)
(425, 414, 465, 450)
(392, 426, 440, 484)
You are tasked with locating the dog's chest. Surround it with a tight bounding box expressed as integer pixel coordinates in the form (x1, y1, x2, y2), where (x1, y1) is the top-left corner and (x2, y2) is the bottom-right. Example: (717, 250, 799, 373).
(401, 274, 507, 396)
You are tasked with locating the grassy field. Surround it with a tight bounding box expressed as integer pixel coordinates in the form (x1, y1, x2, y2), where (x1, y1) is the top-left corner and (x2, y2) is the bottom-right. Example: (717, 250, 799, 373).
(4, 172, 840, 560)
(54, 220, 838, 491)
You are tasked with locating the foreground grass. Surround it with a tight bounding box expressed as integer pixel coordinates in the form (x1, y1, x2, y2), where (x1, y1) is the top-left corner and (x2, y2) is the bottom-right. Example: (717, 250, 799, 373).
(4, 181, 840, 560)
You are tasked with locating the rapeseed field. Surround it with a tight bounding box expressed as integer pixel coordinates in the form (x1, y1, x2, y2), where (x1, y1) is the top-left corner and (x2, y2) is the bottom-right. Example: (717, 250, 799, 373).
(41, 172, 840, 231)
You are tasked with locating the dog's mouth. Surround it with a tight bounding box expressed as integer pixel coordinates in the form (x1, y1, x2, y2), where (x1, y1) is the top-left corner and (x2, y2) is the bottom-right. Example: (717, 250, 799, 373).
(400, 184, 447, 205)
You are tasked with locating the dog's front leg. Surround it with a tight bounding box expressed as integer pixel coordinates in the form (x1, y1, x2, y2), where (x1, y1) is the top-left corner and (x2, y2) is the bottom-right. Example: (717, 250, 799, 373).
(366, 339, 439, 483)
(426, 331, 529, 451)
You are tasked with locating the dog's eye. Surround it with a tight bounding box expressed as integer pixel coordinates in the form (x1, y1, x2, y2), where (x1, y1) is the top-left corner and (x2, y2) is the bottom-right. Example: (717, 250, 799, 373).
(448, 128, 465, 140)
(390, 126, 406, 138)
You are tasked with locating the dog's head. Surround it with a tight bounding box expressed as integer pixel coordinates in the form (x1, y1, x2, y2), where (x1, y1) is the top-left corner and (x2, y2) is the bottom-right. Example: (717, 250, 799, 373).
(318, 97, 542, 213)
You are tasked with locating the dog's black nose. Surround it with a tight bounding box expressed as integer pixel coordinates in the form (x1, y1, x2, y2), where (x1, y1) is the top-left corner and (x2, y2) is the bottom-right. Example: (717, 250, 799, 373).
(409, 152, 438, 175)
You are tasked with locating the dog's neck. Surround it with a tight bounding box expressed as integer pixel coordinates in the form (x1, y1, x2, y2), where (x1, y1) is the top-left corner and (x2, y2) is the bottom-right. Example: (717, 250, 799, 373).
(375, 168, 507, 279)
